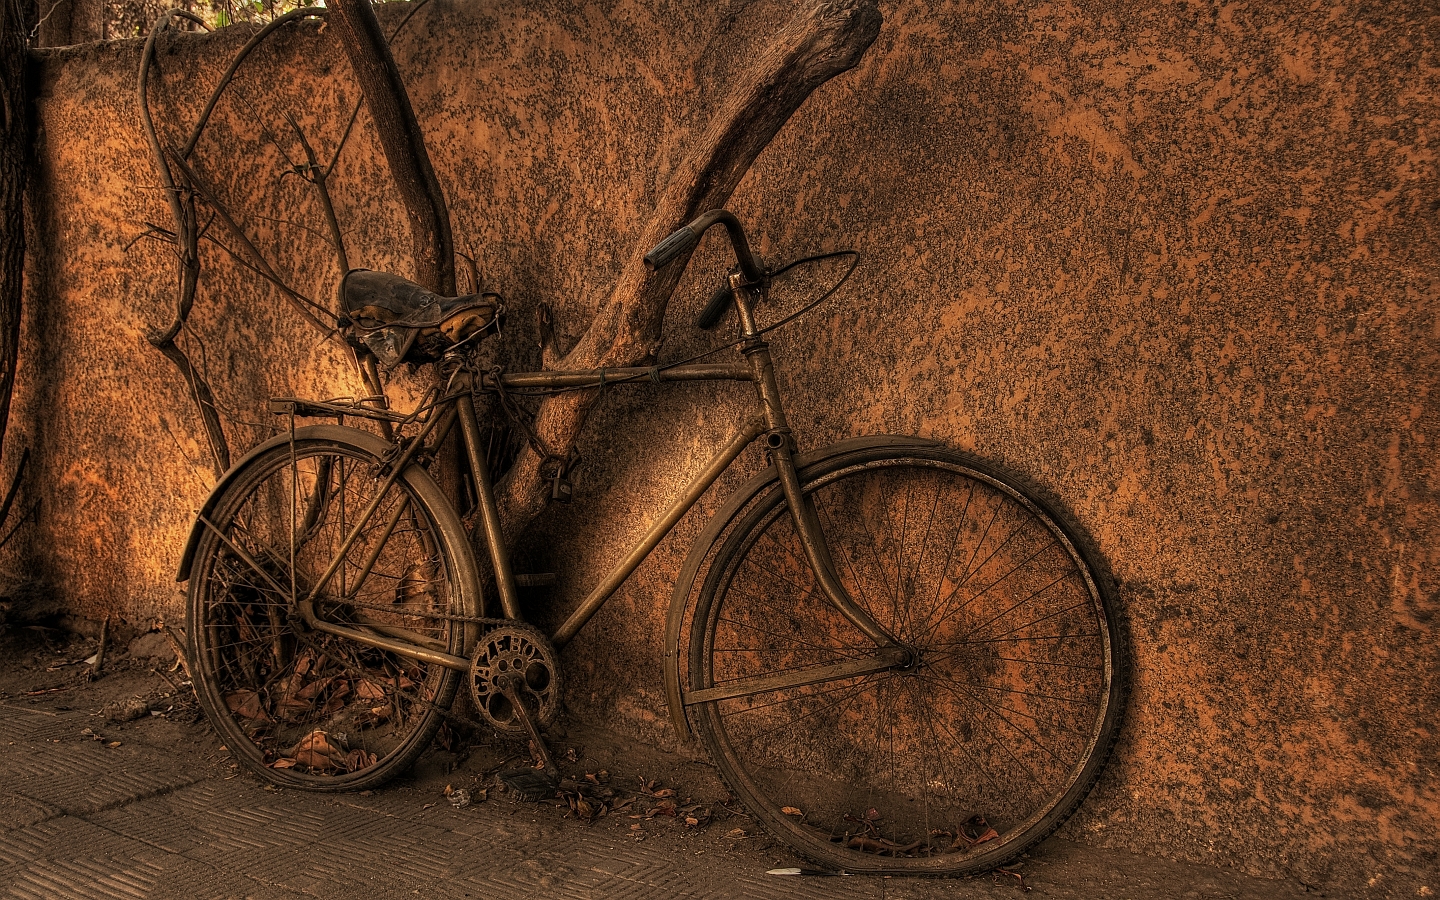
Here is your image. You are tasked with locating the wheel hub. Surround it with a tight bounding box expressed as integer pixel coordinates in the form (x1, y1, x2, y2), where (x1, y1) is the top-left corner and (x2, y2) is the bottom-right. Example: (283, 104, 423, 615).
(892, 644, 922, 673)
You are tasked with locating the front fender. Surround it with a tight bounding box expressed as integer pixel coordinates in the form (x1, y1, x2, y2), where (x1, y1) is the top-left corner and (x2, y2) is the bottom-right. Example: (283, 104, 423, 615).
(661, 434, 941, 742)
(175, 424, 397, 582)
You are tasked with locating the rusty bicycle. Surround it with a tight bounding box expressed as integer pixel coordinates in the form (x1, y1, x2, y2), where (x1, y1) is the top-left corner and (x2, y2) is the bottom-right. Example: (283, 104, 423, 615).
(178, 210, 1125, 875)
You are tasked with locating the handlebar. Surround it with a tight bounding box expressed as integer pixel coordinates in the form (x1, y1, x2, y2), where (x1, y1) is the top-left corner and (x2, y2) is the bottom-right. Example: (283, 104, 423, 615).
(645, 209, 766, 330)
(644, 209, 765, 283)
(695, 282, 735, 330)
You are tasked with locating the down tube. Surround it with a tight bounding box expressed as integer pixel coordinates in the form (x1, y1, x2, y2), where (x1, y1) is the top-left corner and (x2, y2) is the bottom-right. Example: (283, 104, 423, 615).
(550, 416, 768, 648)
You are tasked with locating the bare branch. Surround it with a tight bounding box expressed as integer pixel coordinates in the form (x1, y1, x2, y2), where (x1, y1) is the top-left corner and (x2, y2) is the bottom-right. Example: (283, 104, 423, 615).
(181, 7, 327, 159)
(282, 111, 350, 273)
(169, 150, 334, 334)
(326, 0, 436, 177)
(155, 337, 231, 476)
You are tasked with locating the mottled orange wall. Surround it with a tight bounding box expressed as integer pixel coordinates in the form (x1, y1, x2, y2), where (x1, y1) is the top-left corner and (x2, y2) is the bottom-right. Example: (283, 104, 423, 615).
(13, 0, 1437, 892)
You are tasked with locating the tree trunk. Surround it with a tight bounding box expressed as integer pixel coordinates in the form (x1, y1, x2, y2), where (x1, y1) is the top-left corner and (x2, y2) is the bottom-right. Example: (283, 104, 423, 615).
(495, 0, 882, 540)
(0, 0, 32, 467)
(35, 0, 103, 47)
(326, 0, 454, 296)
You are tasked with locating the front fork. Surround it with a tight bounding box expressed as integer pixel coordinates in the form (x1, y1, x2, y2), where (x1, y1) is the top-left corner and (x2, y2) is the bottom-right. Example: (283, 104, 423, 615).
(730, 274, 910, 658)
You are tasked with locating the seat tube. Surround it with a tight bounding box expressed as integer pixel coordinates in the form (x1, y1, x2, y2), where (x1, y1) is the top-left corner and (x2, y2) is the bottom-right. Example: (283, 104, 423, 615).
(453, 372, 522, 620)
(732, 277, 900, 650)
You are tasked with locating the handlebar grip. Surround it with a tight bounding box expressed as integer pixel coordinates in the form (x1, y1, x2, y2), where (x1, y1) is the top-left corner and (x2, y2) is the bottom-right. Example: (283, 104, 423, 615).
(695, 282, 733, 330)
(644, 225, 699, 270)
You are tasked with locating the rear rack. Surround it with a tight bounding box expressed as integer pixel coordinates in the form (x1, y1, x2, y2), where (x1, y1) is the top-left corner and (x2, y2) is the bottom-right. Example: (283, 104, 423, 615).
(267, 397, 410, 424)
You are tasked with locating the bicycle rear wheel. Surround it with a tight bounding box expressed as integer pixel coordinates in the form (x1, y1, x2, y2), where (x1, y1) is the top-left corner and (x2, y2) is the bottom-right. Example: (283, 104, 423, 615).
(186, 427, 477, 791)
(689, 445, 1125, 874)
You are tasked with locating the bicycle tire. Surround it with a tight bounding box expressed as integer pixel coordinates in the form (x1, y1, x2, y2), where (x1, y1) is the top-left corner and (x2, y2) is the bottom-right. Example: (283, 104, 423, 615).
(689, 444, 1126, 874)
(186, 426, 478, 791)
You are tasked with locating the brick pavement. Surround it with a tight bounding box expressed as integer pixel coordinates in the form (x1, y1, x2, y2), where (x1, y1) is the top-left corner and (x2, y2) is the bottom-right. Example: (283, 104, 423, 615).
(0, 698, 1314, 900)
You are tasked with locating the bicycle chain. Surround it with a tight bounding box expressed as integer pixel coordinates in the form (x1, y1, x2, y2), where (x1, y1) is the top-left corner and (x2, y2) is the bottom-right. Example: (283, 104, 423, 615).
(319, 596, 524, 628)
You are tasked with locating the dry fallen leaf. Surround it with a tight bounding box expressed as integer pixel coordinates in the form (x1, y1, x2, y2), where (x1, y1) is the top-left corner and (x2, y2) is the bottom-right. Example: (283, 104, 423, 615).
(355, 680, 387, 701)
(224, 690, 273, 724)
(293, 731, 342, 770)
(781, 806, 803, 816)
(647, 799, 678, 818)
(846, 835, 923, 854)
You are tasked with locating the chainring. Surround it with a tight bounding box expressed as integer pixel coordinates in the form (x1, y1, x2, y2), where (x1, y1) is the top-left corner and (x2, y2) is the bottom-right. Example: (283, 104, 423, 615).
(468, 623, 562, 734)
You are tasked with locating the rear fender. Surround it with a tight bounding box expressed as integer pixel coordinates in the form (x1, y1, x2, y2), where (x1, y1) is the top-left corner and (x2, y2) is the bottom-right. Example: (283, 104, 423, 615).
(175, 425, 398, 582)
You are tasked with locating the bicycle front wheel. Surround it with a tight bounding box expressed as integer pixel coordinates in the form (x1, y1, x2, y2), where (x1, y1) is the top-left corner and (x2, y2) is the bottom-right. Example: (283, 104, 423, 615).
(689, 445, 1125, 874)
(186, 427, 478, 791)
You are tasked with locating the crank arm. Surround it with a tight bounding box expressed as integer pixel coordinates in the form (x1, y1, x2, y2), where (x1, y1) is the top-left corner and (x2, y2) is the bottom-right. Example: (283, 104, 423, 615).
(683, 645, 912, 705)
(498, 674, 560, 780)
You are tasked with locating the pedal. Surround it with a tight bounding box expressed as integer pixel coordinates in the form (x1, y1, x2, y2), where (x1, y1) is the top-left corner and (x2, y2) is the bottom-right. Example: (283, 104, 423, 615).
(498, 767, 560, 802)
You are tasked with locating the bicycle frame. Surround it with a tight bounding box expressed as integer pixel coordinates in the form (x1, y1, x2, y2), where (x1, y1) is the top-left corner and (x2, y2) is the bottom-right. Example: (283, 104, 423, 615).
(193, 275, 909, 718)
(179, 206, 1125, 870)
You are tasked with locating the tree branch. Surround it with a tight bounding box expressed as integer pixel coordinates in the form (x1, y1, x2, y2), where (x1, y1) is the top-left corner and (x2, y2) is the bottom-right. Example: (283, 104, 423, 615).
(326, 0, 454, 295)
(495, 0, 881, 539)
(282, 112, 350, 273)
(0, 0, 33, 469)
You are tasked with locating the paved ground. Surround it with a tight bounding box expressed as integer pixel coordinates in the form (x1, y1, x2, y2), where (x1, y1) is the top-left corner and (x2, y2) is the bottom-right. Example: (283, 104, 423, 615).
(0, 629, 1322, 900)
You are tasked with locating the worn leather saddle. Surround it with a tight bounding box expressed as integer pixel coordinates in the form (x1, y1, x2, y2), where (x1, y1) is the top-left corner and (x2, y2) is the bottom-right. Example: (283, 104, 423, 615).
(339, 268, 500, 368)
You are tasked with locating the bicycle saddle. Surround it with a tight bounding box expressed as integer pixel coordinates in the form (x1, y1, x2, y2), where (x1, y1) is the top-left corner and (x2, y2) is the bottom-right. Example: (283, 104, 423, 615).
(339, 268, 499, 368)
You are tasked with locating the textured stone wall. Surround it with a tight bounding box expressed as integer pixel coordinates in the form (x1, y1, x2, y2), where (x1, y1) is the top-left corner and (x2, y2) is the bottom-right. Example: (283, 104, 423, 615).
(12, 0, 1437, 892)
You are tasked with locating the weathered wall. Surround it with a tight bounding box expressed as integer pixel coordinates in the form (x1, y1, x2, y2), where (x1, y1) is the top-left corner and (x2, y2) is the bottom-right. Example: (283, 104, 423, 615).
(11, 0, 1437, 892)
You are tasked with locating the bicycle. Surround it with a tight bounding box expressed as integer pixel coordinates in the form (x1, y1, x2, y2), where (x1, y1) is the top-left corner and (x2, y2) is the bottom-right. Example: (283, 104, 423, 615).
(177, 209, 1126, 876)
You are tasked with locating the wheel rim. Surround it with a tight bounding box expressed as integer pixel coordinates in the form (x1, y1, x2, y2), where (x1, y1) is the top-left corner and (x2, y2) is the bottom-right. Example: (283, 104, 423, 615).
(189, 442, 461, 786)
(694, 453, 1118, 872)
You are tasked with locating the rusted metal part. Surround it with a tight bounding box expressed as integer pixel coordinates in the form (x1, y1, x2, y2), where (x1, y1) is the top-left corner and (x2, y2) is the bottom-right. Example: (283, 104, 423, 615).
(300, 405, 449, 604)
(341, 497, 412, 603)
(197, 513, 291, 599)
(349, 613, 448, 652)
(644, 210, 765, 284)
(268, 397, 407, 424)
(550, 415, 768, 648)
(457, 387, 519, 619)
(295, 603, 471, 672)
(469, 622, 561, 731)
(496, 672, 560, 781)
(734, 281, 899, 650)
(683, 645, 911, 704)
(358, 355, 395, 441)
(484, 362, 753, 390)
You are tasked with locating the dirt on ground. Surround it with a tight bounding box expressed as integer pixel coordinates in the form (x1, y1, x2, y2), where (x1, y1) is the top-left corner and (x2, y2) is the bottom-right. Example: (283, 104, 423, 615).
(0, 625, 1330, 898)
